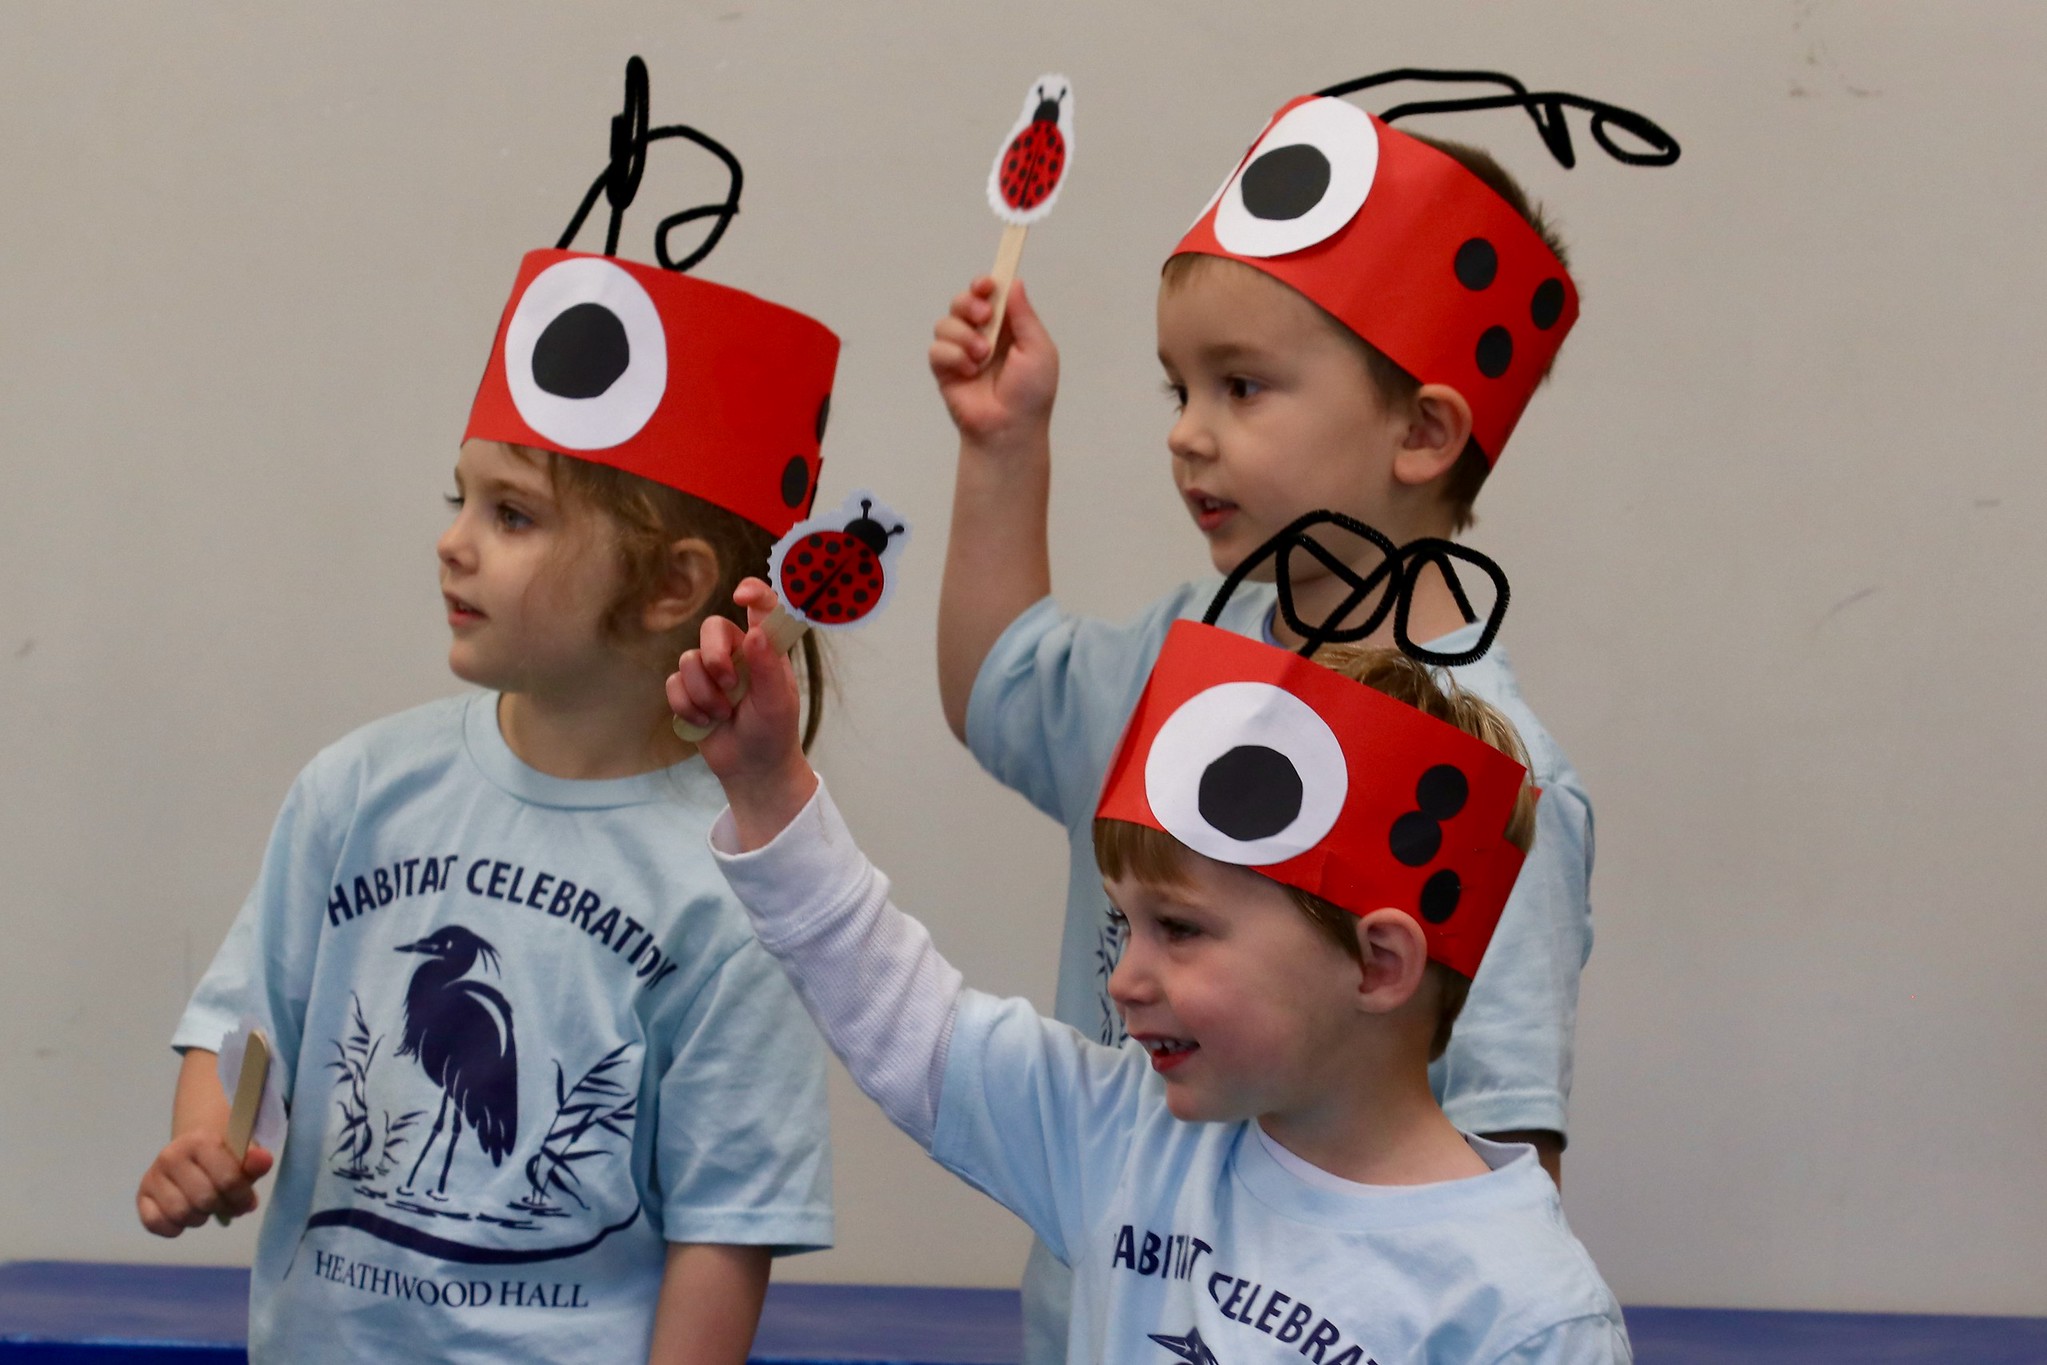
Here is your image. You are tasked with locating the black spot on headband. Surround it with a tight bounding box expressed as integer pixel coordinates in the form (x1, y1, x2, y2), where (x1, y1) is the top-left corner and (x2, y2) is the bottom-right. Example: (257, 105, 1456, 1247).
(555, 55, 746, 273)
(1313, 68, 1680, 170)
(1202, 511, 1510, 669)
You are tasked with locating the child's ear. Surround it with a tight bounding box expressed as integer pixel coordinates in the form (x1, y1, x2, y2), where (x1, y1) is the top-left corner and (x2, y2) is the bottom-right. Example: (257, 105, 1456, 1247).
(1391, 384, 1473, 488)
(642, 537, 720, 635)
(1349, 909, 1431, 1014)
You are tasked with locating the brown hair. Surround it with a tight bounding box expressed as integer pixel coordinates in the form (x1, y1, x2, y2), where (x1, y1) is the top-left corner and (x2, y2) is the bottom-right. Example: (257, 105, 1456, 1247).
(1161, 134, 1569, 534)
(1092, 644, 1536, 1059)
(515, 444, 828, 750)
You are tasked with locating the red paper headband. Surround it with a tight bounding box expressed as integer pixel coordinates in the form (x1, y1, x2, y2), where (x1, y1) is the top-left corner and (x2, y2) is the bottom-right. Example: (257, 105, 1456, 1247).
(463, 58, 840, 538)
(1171, 70, 1677, 465)
(1096, 621, 1530, 978)
(1095, 512, 1541, 977)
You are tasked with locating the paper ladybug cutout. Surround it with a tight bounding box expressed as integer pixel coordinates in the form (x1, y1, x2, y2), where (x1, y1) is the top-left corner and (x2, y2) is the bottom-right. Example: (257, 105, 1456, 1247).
(988, 74, 1075, 225)
(465, 56, 840, 538)
(766, 490, 912, 630)
(1173, 69, 1676, 466)
(1095, 515, 1532, 976)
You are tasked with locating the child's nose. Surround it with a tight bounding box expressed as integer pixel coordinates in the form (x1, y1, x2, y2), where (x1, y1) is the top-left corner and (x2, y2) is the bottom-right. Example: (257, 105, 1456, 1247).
(436, 516, 473, 569)
(1166, 406, 1214, 464)
(1106, 939, 1153, 1009)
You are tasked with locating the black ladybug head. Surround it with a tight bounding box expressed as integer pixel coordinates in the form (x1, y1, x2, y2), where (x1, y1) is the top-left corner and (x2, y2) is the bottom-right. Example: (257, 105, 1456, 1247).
(1033, 86, 1064, 124)
(843, 498, 906, 555)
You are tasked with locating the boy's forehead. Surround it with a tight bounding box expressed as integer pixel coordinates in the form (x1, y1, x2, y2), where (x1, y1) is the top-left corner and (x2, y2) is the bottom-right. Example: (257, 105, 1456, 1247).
(1156, 257, 1351, 360)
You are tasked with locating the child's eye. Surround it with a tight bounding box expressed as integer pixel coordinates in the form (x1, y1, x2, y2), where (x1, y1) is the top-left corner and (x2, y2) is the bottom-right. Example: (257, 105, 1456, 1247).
(444, 492, 464, 510)
(1225, 376, 1264, 401)
(1159, 917, 1201, 943)
(1160, 379, 1187, 412)
(1105, 908, 1130, 942)
(495, 503, 534, 531)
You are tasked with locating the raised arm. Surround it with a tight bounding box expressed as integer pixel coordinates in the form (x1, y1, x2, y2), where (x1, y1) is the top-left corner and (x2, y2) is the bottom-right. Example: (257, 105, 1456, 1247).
(929, 277, 1060, 740)
(671, 586, 964, 1144)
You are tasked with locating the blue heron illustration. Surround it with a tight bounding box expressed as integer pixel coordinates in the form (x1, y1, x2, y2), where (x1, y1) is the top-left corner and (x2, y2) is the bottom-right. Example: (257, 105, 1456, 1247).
(393, 925, 518, 1200)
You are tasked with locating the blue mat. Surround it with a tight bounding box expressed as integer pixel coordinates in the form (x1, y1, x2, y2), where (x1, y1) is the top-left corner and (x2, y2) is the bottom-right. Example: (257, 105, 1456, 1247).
(2, 1262, 2043, 1363)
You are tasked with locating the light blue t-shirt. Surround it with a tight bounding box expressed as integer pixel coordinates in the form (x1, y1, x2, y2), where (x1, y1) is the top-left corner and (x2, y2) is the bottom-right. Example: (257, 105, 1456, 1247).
(934, 990, 1630, 1364)
(967, 583, 1595, 1365)
(175, 694, 833, 1364)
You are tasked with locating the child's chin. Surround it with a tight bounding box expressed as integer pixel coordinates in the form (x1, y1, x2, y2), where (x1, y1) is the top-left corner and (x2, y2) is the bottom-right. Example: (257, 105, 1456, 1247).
(1161, 1085, 1238, 1125)
(445, 647, 502, 690)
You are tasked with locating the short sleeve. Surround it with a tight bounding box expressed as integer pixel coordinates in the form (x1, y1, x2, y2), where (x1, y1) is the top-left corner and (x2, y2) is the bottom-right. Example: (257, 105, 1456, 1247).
(929, 991, 1153, 1264)
(173, 762, 346, 1105)
(1487, 1314, 1632, 1365)
(1432, 776, 1593, 1139)
(653, 935, 834, 1254)
(963, 592, 1198, 824)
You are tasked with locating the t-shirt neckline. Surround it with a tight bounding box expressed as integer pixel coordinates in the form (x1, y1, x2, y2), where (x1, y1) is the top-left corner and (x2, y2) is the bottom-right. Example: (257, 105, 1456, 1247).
(462, 692, 718, 810)
(1233, 1121, 1546, 1230)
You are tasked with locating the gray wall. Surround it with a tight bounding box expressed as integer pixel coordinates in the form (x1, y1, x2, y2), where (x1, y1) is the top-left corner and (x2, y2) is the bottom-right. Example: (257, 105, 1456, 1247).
(2, 0, 2042, 1314)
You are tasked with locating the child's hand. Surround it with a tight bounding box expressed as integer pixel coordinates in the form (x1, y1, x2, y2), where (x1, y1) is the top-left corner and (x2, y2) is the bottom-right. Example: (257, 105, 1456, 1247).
(667, 580, 820, 851)
(136, 1132, 273, 1236)
(929, 277, 1059, 451)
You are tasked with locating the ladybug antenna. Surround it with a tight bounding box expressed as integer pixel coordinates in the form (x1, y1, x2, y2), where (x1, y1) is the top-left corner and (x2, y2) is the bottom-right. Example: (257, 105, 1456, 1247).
(1202, 511, 1511, 669)
(557, 54, 748, 272)
(1311, 68, 1679, 170)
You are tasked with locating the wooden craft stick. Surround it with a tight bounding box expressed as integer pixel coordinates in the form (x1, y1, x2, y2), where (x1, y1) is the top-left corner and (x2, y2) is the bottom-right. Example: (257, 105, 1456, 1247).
(672, 603, 810, 743)
(216, 1029, 270, 1225)
(986, 222, 1029, 341)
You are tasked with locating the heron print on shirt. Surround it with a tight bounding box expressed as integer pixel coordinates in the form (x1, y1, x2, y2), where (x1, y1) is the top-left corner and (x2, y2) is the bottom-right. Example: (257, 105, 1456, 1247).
(305, 851, 679, 1265)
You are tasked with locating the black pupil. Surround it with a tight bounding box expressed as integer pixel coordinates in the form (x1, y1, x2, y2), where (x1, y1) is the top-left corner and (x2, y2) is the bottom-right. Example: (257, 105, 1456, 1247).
(532, 303, 630, 399)
(1197, 745, 1303, 842)
(1239, 143, 1331, 222)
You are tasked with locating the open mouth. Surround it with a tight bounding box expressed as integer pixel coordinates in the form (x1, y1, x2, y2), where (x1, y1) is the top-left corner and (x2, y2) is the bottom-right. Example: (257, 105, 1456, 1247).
(1185, 492, 1237, 532)
(444, 593, 485, 623)
(1137, 1035, 1199, 1072)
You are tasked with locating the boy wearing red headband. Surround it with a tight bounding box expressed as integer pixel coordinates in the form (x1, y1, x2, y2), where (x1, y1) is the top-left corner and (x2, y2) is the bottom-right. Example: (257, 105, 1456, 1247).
(930, 73, 1672, 1360)
(670, 578, 1630, 1362)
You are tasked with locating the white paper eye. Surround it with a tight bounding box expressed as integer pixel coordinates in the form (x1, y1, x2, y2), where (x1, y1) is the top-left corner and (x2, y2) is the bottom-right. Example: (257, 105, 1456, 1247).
(1211, 98, 1379, 259)
(503, 256, 668, 450)
(1143, 682, 1348, 865)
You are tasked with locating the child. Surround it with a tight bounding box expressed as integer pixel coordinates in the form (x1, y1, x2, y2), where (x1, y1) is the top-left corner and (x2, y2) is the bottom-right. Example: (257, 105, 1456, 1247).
(670, 571, 1631, 1363)
(929, 71, 1673, 1360)
(134, 62, 837, 1364)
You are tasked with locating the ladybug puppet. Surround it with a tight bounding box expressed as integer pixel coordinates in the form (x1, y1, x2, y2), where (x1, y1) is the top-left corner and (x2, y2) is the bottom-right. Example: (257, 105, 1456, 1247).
(982, 72, 1076, 338)
(673, 491, 913, 742)
(992, 78, 1073, 219)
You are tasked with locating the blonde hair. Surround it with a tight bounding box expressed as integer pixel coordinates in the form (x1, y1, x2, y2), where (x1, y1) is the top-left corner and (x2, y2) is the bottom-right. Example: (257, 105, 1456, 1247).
(510, 444, 828, 750)
(1093, 643, 1535, 1059)
(1161, 134, 1569, 534)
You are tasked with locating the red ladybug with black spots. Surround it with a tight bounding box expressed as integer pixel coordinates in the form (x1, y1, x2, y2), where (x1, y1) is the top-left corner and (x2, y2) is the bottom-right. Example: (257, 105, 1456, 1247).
(776, 498, 905, 626)
(999, 82, 1069, 213)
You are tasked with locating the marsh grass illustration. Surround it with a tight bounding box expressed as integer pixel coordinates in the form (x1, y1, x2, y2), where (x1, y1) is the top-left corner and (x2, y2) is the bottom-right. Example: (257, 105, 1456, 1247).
(510, 1043, 637, 1217)
(329, 993, 423, 1183)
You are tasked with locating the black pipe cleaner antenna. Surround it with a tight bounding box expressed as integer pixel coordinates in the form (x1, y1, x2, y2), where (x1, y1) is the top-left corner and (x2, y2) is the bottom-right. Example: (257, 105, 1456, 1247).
(556, 56, 745, 272)
(1314, 68, 1680, 169)
(1204, 511, 1510, 669)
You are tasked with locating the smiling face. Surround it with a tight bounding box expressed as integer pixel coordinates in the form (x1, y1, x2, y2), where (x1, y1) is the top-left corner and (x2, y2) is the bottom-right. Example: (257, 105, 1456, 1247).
(1156, 257, 1418, 579)
(436, 439, 630, 698)
(1105, 848, 1368, 1125)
